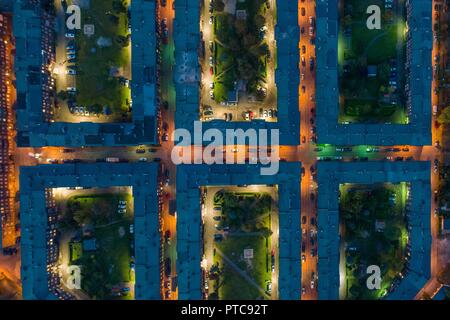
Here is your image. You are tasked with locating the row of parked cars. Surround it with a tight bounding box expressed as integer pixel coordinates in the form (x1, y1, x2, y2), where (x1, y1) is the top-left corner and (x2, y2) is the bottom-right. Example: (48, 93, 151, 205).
(70, 105, 90, 116)
(64, 30, 78, 95)
(160, 18, 169, 45)
(259, 108, 276, 119)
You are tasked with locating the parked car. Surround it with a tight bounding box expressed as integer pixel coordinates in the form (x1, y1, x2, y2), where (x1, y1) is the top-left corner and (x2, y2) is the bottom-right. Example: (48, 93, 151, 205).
(165, 258, 171, 276)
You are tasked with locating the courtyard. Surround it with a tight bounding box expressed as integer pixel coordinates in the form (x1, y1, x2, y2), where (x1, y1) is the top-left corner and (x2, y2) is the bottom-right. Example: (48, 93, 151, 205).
(339, 183, 409, 299)
(202, 186, 278, 300)
(200, 0, 277, 122)
(53, 0, 132, 123)
(54, 188, 135, 300)
(338, 0, 407, 124)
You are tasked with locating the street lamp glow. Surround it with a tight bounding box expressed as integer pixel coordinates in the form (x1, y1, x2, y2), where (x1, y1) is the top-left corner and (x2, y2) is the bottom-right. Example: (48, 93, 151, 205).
(201, 258, 208, 270)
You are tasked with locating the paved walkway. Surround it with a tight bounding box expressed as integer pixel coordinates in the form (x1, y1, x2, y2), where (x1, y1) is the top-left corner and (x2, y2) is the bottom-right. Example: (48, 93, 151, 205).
(215, 247, 270, 299)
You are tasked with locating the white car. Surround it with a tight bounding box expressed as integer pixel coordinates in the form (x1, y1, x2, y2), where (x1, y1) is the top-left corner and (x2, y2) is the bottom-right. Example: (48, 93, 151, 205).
(66, 69, 76, 75)
(67, 87, 77, 93)
(209, 16, 214, 24)
(210, 82, 214, 89)
(65, 32, 75, 38)
(129, 224, 134, 234)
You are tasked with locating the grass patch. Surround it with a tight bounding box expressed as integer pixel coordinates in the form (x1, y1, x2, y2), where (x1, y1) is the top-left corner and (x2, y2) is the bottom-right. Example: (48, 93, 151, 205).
(209, 191, 274, 300)
(73, 0, 131, 120)
(60, 192, 134, 300)
(339, 183, 408, 300)
(216, 234, 270, 300)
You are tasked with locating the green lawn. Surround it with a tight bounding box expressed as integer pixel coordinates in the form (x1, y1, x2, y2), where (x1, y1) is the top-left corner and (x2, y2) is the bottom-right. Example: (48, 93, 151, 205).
(215, 234, 269, 300)
(210, 191, 273, 300)
(338, 0, 407, 123)
(69, 241, 82, 261)
(63, 193, 133, 227)
(213, 40, 235, 102)
(74, 0, 131, 120)
(341, 99, 407, 123)
(339, 183, 408, 300)
(62, 192, 134, 300)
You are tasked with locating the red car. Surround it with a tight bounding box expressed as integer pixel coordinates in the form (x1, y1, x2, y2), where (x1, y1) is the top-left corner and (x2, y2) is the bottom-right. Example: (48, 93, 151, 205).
(210, 66, 214, 75)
